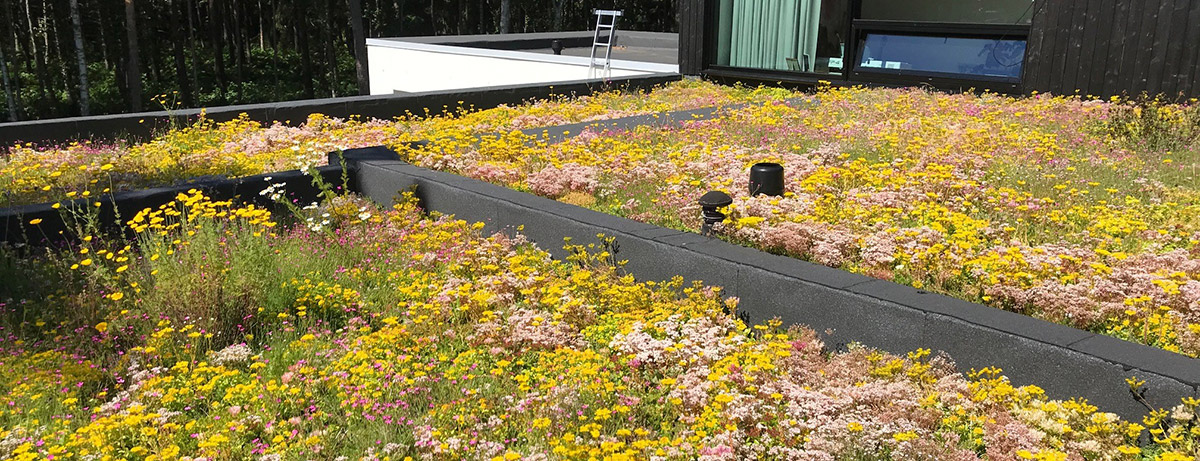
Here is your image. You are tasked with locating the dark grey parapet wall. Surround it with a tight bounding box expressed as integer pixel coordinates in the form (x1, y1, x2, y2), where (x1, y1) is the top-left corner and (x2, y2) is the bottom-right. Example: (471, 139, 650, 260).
(0, 166, 343, 245)
(350, 151, 1199, 422)
(0, 147, 407, 244)
(0, 74, 681, 147)
(387, 31, 678, 51)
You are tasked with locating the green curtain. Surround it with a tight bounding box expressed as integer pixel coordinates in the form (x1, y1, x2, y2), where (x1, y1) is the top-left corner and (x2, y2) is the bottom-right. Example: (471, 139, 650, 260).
(719, 0, 822, 71)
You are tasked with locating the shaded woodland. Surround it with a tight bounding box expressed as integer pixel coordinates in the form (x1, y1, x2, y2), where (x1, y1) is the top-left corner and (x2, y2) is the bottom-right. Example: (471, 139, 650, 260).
(0, 0, 677, 121)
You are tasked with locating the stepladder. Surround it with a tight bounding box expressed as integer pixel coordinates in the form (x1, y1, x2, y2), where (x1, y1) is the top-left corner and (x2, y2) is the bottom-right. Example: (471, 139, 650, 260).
(589, 9, 622, 77)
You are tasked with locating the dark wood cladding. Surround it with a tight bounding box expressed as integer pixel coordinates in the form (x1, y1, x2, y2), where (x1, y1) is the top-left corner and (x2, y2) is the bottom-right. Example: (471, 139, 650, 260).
(1025, 0, 1200, 98)
(677, 0, 706, 75)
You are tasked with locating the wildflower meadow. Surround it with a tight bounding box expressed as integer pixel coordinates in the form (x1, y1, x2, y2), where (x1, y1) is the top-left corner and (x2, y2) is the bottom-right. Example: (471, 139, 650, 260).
(1, 185, 1196, 460)
(394, 84, 1200, 357)
(3, 81, 1200, 459)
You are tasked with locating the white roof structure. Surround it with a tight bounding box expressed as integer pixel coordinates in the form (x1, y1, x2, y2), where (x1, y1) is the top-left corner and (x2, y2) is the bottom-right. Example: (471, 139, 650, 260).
(366, 32, 679, 95)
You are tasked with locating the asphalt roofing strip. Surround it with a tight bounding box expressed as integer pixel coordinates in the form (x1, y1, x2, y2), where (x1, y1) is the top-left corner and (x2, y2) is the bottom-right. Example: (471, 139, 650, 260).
(459, 95, 813, 147)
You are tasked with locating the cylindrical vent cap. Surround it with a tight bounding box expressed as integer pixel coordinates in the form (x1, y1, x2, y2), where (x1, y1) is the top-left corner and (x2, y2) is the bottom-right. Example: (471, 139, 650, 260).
(748, 163, 784, 197)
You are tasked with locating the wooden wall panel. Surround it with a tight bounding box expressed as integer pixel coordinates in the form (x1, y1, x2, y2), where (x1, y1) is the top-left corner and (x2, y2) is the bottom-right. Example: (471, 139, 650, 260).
(1102, 0, 1133, 94)
(678, 0, 706, 75)
(1145, 0, 1176, 95)
(1175, 1, 1200, 96)
(1025, 0, 1200, 98)
(1081, 0, 1114, 95)
(1159, 0, 1192, 96)
(1022, 0, 1052, 91)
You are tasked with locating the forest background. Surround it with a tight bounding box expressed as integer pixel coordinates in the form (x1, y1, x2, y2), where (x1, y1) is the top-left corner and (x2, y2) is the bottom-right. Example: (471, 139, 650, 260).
(0, 0, 678, 121)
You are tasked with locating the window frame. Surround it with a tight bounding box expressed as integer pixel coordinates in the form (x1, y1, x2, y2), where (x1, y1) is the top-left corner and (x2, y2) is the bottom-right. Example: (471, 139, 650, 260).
(703, 0, 856, 80)
(848, 20, 1031, 90)
(699, 1, 1034, 94)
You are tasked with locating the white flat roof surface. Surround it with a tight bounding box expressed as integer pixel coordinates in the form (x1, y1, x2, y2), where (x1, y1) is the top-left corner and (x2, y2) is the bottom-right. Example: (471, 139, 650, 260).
(366, 38, 679, 95)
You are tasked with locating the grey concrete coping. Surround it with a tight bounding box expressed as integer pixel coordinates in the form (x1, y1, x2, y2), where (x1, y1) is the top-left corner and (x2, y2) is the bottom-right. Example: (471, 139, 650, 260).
(0, 73, 681, 147)
(350, 152, 1200, 422)
(376, 31, 678, 51)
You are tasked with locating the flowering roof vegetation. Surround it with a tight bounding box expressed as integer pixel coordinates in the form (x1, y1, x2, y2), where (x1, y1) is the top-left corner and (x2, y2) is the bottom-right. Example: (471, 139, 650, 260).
(2, 188, 1197, 460)
(389, 85, 1200, 358)
(4, 80, 1200, 459)
(0, 81, 797, 207)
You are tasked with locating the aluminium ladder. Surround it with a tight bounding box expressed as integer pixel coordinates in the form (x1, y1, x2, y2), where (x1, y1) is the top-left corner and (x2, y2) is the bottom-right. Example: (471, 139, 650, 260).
(589, 9, 622, 77)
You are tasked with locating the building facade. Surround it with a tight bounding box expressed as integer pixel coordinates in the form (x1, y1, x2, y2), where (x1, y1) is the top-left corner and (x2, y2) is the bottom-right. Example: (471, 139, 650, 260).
(678, 0, 1200, 98)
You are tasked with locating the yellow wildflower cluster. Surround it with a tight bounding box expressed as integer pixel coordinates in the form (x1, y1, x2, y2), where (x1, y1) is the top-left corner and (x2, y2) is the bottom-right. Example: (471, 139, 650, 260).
(388, 85, 1200, 356)
(2, 191, 1196, 459)
(1, 80, 797, 207)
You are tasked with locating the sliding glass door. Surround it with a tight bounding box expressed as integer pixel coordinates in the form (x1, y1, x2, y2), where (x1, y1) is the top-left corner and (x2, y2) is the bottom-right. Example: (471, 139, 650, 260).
(714, 0, 847, 74)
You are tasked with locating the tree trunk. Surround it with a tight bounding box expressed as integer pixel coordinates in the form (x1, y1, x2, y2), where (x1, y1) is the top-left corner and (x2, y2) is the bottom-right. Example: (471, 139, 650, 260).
(187, 0, 199, 98)
(552, 0, 565, 31)
(295, 3, 315, 99)
(94, 1, 110, 68)
(0, 46, 19, 121)
(428, 0, 435, 34)
(168, 0, 192, 106)
(68, 0, 89, 115)
(25, 0, 51, 109)
(49, 0, 75, 115)
(326, 0, 338, 98)
(466, 0, 478, 34)
(348, 0, 369, 95)
(258, 0, 265, 48)
(231, 0, 245, 95)
(0, 1, 22, 121)
(211, 0, 226, 98)
(124, 0, 141, 111)
(499, 0, 510, 33)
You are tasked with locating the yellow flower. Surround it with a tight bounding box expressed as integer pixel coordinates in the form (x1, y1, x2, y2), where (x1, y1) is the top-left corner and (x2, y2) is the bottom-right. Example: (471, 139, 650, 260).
(28, 218, 42, 225)
(1115, 445, 1140, 454)
(80, 258, 93, 266)
(109, 292, 124, 301)
(95, 322, 108, 333)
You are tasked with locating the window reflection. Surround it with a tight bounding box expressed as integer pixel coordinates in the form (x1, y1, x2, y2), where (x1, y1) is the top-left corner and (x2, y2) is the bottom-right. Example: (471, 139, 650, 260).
(714, 0, 847, 74)
(857, 34, 1026, 80)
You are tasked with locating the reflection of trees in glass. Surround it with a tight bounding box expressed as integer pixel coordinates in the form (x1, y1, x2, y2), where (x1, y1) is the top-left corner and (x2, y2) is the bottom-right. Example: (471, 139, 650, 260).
(963, 40, 1025, 78)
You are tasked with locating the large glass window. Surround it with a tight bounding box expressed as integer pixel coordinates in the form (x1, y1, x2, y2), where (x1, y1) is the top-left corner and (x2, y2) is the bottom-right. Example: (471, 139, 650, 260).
(713, 0, 848, 74)
(860, 0, 1034, 24)
(856, 33, 1026, 80)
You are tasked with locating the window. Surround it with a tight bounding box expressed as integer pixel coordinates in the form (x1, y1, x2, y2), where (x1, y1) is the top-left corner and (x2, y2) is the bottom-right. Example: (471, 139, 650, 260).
(712, 0, 848, 75)
(860, 0, 1034, 24)
(856, 33, 1026, 80)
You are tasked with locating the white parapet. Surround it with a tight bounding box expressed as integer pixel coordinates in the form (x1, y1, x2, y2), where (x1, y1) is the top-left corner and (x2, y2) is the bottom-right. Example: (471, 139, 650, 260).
(366, 39, 678, 95)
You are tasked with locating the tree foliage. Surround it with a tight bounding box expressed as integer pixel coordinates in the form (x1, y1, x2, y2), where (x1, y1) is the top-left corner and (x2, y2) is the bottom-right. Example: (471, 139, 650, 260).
(0, 0, 677, 121)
